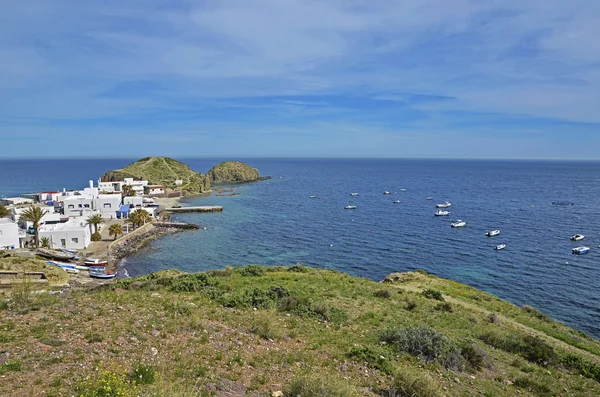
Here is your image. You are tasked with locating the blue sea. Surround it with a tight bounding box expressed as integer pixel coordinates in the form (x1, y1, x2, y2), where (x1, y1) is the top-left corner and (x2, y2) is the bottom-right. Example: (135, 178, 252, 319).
(1, 158, 600, 338)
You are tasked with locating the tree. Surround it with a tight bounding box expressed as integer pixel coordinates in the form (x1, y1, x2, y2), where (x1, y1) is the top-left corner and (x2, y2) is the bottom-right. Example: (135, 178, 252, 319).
(130, 209, 151, 228)
(40, 236, 51, 248)
(108, 223, 123, 240)
(0, 204, 11, 218)
(20, 206, 48, 248)
(86, 214, 104, 234)
(122, 185, 136, 197)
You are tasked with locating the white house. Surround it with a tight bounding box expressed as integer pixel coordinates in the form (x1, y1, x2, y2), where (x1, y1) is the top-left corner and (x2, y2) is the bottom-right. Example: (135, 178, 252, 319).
(1, 197, 34, 206)
(94, 194, 122, 219)
(144, 185, 165, 196)
(123, 178, 148, 196)
(38, 192, 61, 203)
(62, 196, 94, 217)
(39, 217, 92, 250)
(130, 207, 157, 218)
(123, 196, 143, 207)
(0, 218, 20, 249)
(98, 180, 124, 193)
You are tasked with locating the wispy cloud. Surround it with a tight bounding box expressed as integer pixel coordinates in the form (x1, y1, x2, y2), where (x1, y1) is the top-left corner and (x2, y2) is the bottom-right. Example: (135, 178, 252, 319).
(1, 0, 599, 157)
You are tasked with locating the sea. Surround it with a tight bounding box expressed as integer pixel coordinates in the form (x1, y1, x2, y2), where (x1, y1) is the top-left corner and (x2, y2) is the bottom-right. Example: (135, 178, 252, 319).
(1, 158, 599, 338)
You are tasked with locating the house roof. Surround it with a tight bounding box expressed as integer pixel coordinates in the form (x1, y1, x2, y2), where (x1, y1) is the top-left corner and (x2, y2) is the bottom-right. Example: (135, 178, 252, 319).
(0, 218, 15, 225)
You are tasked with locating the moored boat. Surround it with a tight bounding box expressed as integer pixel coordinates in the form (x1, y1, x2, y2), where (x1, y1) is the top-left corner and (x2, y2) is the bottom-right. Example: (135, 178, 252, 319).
(344, 205, 357, 210)
(426, 197, 432, 200)
(494, 244, 506, 250)
(393, 200, 401, 204)
(486, 230, 500, 237)
(572, 246, 590, 255)
(451, 220, 466, 228)
(434, 210, 449, 216)
(309, 195, 317, 199)
(84, 258, 109, 266)
(350, 193, 359, 196)
(89, 271, 117, 279)
(383, 191, 391, 195)
(436, 201, 451, 208)
(570, 234, 585, 241)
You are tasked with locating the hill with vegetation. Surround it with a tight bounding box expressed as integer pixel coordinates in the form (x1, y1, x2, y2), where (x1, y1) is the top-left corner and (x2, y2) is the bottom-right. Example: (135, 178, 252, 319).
(1, 265, 600, 396)
(100, 157, 211, 195)
(208, 161, 261, 185)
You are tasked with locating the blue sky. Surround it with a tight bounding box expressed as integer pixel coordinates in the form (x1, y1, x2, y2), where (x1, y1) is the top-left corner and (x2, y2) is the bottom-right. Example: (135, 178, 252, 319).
(1, 0, 599, 158)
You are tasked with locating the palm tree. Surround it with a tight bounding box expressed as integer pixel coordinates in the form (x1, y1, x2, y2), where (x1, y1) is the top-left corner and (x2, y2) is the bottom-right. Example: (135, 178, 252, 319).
(122, 185, 136, 197)
(130, 209, 151, 228)
(40, 236, 51, 248)
(86, 214, 104, 234)
(0, 204, 10, 218)
(20, 206, 48, 248)
(108, 223, 123, 240)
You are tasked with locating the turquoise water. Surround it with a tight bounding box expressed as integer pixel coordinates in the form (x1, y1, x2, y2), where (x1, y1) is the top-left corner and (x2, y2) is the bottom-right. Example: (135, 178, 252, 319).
(2, 158, 600, 338)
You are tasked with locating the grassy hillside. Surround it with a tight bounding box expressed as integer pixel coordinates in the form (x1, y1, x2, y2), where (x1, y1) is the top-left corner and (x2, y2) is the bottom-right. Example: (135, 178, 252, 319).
(1, 266, 600, 396)
(100, 157, 210, 195)
(208, 161, 260, 185)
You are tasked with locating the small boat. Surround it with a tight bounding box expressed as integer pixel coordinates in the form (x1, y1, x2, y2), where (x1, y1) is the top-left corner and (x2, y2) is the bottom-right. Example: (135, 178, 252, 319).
(494, 244, 506, 250)
(59, 248, 78, 255)
(426, 197, 432, 200)
(434, 210, 450, 216)
(400, 189, 407, 192)
(383, 191, 391, 195)
(37, 248, 76, 261)
(436, 201, 451, 208)
(451, 220, 466, 228)
(48, 261, 90, 271)
(350, 193, 359, 196)
(84, 258, 109, 266)
(570, 234, 585, 241)
(89, 271, 117, 279)
(309, 195, 317, 199)
(486, 230, 500, 237)
(572, 246, 590, 255)
(344, 205, 357, 210)
(393, 200, 401, 204)
(87, 266, 106, 272)
(552, 201, 574, 206)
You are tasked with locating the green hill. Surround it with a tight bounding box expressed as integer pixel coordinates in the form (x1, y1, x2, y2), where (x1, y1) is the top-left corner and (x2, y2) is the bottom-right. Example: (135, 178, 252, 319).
(208, 161, 260, 185)
(1, 265, 600, 396)
(101, 157, 210, 195)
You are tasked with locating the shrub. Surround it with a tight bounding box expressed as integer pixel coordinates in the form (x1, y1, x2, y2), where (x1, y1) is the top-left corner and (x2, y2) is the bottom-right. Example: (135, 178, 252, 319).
(84, 332, 104, 343)
(167, 273, 217, 293)
(251, 312, 281, 340)
(39, 338, 66, 347)
(523, 305, 551, 322)
(238, 265, 265, 277)
(347, 345, 394, 375)
(77, 367, 139, 397)
(513, 376, 553, 395)
(130, 362, 156, 385)
(384, 367, 442, 397)
(91, 232, 102, 242)
(479, 330, 555, 366)
(288, 264, 310, 273)
(0, 360, 22, 375)
(379, 326, 464, 370)
(435, 302, 453, 312)
(310, 301, 348, 324)
(461, 343, 486, 371)
(404, 300, 417, 311)
(486, 312, 500, 324)
(374, 289, 392, 299)
(220, 286, 290, 309)
(285, 373, 360, 396)
(422, 289, 444, 301)
(560, 353, 600, 382)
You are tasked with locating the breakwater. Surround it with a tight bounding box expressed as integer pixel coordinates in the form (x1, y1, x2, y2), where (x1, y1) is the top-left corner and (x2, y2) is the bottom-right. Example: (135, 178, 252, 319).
(164, 206, 223, 213)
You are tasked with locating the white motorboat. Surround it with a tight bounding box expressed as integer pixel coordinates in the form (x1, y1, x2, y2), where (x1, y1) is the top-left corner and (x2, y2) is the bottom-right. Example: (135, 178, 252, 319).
(426, 197, 432, 200)
(436, 201, 451, 208)
(570, 234, 585, 241)
(400, 189, 407, 192)
(393, 200, 401, 204)
(350, 193, 359, 196)
(494, 244, 506, 250)
(344, 205, 357, 210)
(383, 191, 391, 195)
(451, 220, 466, 228)
(486, 230, 500, 237)
(572, 246, 590, 255)
(434, 210, 450, 216)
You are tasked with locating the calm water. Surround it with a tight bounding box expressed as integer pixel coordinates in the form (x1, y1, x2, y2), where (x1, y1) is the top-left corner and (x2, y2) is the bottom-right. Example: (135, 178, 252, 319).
(2, 158, 600, 338)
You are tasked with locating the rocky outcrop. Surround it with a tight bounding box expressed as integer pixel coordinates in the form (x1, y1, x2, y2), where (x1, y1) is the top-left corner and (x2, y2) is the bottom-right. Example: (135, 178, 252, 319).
(207, 161, 260, 185)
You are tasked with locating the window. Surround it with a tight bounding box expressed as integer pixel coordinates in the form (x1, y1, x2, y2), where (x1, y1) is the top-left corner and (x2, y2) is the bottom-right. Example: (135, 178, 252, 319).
(84, 204, 90, 208)
(61, 239, 66, 247)
(104, 203, 111, 208)
(78, 204, 82, 208)
(68, 204, 74, 209)
(71, 238, 78, 243)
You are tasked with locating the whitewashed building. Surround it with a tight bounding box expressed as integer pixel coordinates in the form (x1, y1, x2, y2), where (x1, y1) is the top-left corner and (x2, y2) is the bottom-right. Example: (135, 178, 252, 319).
(95, 194, 122, 219)
(39, 217, 92, 250)
(123, 178, 148, 196)
(1, 197, 34, 206)
(0, 218, 20, 249)
(144, 185, 165, 196)
(124, 196, 143, 207)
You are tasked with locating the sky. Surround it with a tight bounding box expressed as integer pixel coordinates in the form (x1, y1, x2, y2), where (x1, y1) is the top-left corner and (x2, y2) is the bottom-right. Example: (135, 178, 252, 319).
(1, 0, 599, 159)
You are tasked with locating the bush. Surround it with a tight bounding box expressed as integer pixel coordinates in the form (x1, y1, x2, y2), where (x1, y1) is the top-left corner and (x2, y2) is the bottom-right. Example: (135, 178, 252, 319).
(347, 345, 394, 375)
(560, 353, 600, 382)
(435, 302, 453, 312)
(167, 273, 217, 293)
(479, 330, 555, 366)
(250, 312, 281, 340)
(91, 232, 102, 242)
(288, 264, 310, 273)
(285, 373, 360, 397)
(130, 362, 156, 385)
(513, 376, 553, 395)
(220, 286, 290, 309)
(78, 367, 139, 397)
(461, 343, 486, 371)
(384, 367, 442, 397)
(404, 300, 417, 311)
(421, 289, 444, 301)
(0, 360, 22, 375)
(374, 289, 392, 299)
(523, 305, 551, 322)
(237, 265, 266, 277)
(486, 312, 500, 324)
(379, 326, 464, 370)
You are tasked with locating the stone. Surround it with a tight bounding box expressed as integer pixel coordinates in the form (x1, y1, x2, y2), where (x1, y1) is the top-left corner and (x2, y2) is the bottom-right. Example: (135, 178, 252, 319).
(271, 392, 284, 397)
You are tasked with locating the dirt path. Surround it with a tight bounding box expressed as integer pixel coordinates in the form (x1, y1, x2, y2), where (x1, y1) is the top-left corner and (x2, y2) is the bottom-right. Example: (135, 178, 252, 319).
(391, 283, 600, 362)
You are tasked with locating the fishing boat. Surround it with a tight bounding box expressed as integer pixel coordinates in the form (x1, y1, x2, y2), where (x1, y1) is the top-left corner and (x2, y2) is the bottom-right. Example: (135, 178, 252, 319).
(434, 210, 449, 216)
(426, 197, 432, 200)
(393, 200, 401, 204)
(451, 220, 466, 228)
(89, 271, 117, 279)
(36, 248, 75, 261)
(486, 230, 500, 237)
(494, 244, 506, 250)
(84, 258, 109, 266)
(436, 201, 451, 208)
(400, 189, 407, 192)
(47, 261, 90, 271)
(350, 193, 359, 196)
(344, 205, 357, 210)
(59, 248, 78, 255)
(570, 234, 585, 241)
(383, 191, 391, 195)
(572, 246, 590, 255)
(309, 195, 317, 199)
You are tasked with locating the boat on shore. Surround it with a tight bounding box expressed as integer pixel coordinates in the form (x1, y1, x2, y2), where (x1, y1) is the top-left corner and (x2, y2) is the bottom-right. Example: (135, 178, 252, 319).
(89, 271, 117, 279)
(37, 248, 75, 261)
(570, 234, 585, 241)
(434, 210, 450, 216)
(572, 246, 590, 255)
(59, 248, 78, 255)
(47, 261, 90, 271)
(84, 258, 109, 266)
(486, 230, 500, 237)
(436, 201, 451, 208)
(495, 244, 506, 250)
(451, 220, 466, 228)
(344, 205, 357, 210)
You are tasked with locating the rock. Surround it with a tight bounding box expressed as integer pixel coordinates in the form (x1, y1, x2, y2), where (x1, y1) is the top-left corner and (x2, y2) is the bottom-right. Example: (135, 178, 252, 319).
(504, 380, 514, 386)
(453, 377, 460, 384)
(207, 161, 260, 185)
(130, 282, 143, 289)
(216, 378, 247, 397)
(271, 392, 284, 397)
